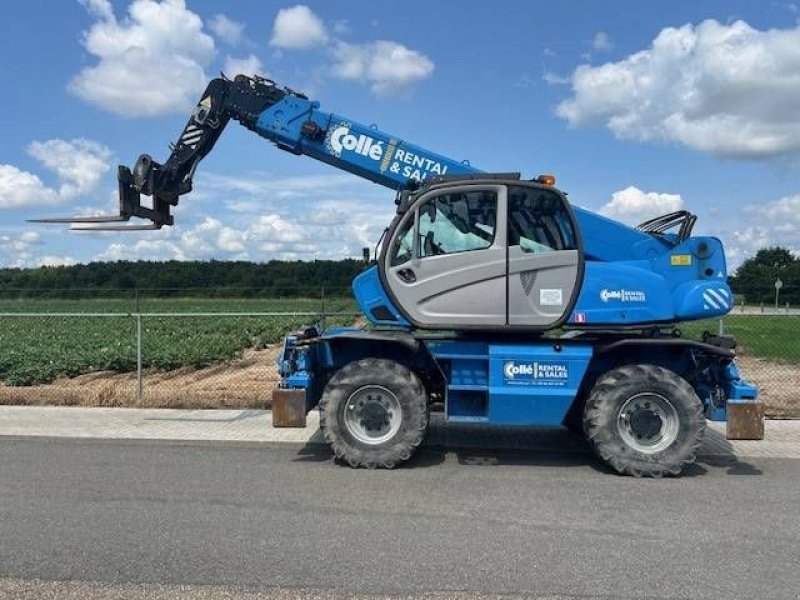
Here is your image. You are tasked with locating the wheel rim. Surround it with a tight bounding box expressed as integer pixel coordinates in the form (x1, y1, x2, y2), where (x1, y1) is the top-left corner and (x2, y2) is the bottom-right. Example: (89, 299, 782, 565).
(342, 385, 402, 445)
(617, 392, 680, 454)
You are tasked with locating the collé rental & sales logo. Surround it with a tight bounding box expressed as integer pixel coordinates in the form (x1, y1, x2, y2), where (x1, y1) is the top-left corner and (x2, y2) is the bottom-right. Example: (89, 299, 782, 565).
(599, 288, 647, 303)
(324, 121, 450, 182)
(503, 361, 569, 386)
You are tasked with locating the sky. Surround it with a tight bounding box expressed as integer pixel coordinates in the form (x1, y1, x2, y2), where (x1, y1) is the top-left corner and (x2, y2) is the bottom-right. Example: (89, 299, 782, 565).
(0, 0, 799, 270)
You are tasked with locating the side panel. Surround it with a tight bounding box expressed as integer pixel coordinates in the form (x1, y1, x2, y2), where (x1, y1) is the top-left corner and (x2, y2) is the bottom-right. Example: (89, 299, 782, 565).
(391, 249, 507, 326)
(508, 249, 580, 326)
(385, 185, 508, 327)
(488, 344, 592, 426)
(352, 266, 410, 327)
(569, 261, 676, 325)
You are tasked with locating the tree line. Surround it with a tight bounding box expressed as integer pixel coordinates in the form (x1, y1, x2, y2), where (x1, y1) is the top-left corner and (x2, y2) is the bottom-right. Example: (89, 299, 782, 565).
(0, 259, 367, 298)
(0, 246, 796, 304)
(729, 247, 799, 306)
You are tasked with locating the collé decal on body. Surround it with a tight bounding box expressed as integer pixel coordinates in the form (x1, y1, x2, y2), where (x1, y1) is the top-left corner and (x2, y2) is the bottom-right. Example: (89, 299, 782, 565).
(502, 361, 569, 386)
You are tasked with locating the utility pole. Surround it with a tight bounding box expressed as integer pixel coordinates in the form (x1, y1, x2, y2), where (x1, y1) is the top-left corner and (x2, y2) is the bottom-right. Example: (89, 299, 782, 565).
(775, 278, 783, 311)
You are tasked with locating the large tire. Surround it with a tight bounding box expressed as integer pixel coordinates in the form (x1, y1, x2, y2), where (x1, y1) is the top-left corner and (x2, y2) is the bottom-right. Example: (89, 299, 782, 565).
(583, 364, 705, 477)
(319, 358, 428, 469)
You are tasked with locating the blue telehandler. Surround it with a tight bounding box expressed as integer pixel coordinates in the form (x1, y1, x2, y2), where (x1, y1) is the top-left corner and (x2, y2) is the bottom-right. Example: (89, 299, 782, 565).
(41, 74, 759, 476)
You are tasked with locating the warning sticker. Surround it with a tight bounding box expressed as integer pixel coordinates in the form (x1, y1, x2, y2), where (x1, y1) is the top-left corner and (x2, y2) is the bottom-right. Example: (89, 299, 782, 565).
(540, 289, 563, 306)
(671, 254, 693, 266)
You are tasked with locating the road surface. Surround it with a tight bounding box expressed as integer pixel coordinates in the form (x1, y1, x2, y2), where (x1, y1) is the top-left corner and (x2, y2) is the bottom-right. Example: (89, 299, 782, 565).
(1, 438, 798, 599)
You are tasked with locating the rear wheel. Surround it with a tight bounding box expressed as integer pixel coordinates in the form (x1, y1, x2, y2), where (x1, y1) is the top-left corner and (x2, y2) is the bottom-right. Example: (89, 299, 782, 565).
(583, 364, 705, 477)
(319, 359, 428, 468)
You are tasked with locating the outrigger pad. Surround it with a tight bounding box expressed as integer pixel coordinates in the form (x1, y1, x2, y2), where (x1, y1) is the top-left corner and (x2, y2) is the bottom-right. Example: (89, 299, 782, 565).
(726, 400, 765, 440)
(272, 388, 308, 428)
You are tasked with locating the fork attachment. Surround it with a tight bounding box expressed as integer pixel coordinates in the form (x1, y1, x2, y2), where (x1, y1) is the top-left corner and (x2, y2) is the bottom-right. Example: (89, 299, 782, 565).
(30, 74, 290, 230)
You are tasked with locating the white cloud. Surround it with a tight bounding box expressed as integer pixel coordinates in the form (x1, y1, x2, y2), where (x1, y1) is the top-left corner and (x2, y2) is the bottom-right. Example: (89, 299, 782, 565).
(180, 217, 234, 258)
(26, 139, 113, 199)
(592, 31, 613, 52)
(542, 72, 570, 85)
(730, 193, 800, 257)
(69, 0, 215, 117)
(209, 13, 244, 46)
(19, 231, 42, 244)
(37, 255, 78, 267)
(756, 193, 800, 226)
(217, 227, 246, 253)
(270, 5, 328, 49)
(557, 20, 800, 159)
(0, 230, 54, 267)
(0, 139, 112, 208)
(600, 186, 684, 225)
(733, 226, 772, 250)
(331, 19, 350, 35)
(250, 214, 308, 244)
(80, 0, 114, 20)
(331, 40, 434, 96)
(99, 238, 186, 262)
(0, 166, 58, 209)
(726, 226, 773, 267)
(223, 54, 265, 77)
(202, 172, 356, 199)
(268, 5, 434, 97)
(707, 193, 800, 268)
(94, 172, 392, 262)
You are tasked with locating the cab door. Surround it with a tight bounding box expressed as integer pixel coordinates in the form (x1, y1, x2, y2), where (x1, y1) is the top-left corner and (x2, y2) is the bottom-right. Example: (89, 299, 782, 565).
(506, 185, 581, 327)
(383, 185, 506, 328)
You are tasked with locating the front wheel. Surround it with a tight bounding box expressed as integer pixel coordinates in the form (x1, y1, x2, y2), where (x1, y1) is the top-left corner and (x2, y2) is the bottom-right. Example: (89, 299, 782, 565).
(583, 364, 705, 477)
(319, 359, 428, 468)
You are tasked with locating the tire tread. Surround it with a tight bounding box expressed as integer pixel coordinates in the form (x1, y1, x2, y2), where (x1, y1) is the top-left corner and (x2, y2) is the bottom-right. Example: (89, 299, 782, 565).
(583, 363, 705, 477)
(319, 359, 428, 469)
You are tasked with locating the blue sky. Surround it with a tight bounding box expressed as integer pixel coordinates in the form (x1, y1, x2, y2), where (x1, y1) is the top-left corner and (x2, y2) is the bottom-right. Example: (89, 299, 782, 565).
(0, 0, 798, 269)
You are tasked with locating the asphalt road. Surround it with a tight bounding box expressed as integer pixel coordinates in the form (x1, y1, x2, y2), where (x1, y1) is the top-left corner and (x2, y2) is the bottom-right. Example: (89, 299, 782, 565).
(1, 438, 798, 599)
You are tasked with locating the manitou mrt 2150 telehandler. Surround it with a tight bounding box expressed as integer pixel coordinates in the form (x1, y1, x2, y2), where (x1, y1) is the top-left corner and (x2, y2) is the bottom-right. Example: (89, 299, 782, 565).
(40, 74, 759, 476)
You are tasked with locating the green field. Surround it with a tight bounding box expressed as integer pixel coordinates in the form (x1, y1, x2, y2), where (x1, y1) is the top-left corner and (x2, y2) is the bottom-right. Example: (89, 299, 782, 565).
(0, 298, 796, 386)
(0, 297, 357, 385)
(680, 315, 800, 364)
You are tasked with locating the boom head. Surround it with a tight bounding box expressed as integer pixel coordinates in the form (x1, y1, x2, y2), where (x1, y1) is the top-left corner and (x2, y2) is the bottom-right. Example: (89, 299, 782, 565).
(30, 74, 294, 230)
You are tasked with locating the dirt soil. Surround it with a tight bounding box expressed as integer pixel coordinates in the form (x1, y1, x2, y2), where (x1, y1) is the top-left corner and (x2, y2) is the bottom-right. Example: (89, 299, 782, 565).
(0, 343, 797, 417)
(0, 346, 283, 410)
(736, 353, 800, 418)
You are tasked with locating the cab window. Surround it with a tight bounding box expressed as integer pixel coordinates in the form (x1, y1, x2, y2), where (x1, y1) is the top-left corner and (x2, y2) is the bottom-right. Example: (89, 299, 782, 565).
(389, 216, 415, 266)
(417, 191, 497, 258)
(508, 186, 576, 253)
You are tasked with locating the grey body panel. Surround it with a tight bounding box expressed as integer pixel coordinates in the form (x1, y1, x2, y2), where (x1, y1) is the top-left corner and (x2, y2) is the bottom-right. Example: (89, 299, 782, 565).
(508, 248, 579, 326)
(386, 185, 507, 327)
(382, 181, 581, 330)
(389, 249, 507, 326)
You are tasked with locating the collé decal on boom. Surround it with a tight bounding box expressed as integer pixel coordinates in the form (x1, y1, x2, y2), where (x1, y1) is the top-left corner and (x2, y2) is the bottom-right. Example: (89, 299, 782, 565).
(325, 121, 449, 182)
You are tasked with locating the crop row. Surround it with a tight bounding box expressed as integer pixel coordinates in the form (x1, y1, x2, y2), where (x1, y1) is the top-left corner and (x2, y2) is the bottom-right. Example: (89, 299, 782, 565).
(0, 297, 356, 385)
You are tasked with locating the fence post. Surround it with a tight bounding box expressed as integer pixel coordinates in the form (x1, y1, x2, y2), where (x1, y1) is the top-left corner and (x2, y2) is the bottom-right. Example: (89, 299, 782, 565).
(320, 286, 327, 332)
(135, 313, 143, 404)
(718, 317, 725, 336)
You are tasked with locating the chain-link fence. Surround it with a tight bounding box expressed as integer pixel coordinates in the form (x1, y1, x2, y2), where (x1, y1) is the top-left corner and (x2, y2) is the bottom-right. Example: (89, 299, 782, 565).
(0, 288, 357, 409)
(693, 311, 800, 418)
(0, 293, 797, 417)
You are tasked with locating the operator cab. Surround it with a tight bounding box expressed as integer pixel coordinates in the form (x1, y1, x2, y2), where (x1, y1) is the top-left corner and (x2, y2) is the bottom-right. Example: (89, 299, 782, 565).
(379, 176, 583, 330)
